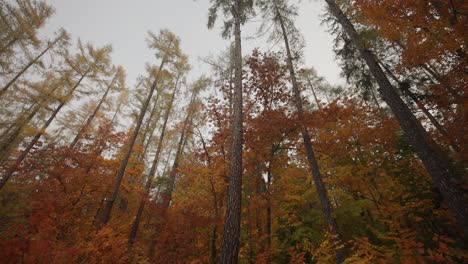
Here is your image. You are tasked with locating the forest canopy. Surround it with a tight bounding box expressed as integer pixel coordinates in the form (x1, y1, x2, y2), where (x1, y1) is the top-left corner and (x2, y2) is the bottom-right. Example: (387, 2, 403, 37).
(0, 0, 466, 263)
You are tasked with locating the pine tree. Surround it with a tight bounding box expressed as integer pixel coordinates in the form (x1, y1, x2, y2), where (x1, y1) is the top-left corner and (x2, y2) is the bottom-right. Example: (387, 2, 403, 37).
(207, 0, 254, 262)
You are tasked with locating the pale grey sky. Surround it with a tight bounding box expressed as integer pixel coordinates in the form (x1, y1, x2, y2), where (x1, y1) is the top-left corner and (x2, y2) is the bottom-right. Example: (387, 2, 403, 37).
(44, 0, 343, 86)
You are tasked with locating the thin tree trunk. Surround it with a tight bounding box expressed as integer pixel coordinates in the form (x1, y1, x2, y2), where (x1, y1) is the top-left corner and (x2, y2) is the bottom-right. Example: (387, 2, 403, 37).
(220, 0, 244, 262)
(265, 161, 272, 264)
(90, 103, 123, 229)
(211, 226, 218, 264)
(146, 96, 197, 259)
(159, 120, 185, 210)
(0, 35, 61, 97)
(325, 0, 468, 237)
(128, 75, 179, 245)
(137, 89, 163, 162)
(275, 3, 346, 262)
(70, 72, 118, 149)
(95, 58, 167, 230)
(305, 76, 322, 110)
(0, 71, 87, 190)
(160, 90, 196, 211)
(198, 127, 219, 264)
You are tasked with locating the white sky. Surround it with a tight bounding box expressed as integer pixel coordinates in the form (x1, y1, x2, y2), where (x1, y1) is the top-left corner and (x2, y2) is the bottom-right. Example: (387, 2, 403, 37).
(44, 0, 344, 87)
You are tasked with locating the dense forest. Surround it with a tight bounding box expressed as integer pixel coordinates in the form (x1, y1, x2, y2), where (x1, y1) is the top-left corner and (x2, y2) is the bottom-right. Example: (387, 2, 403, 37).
(0, 0, 466, 263)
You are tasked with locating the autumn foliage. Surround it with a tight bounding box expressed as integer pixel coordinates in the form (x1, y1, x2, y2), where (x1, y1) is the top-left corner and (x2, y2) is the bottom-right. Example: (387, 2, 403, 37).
(0, 0, 467, 263)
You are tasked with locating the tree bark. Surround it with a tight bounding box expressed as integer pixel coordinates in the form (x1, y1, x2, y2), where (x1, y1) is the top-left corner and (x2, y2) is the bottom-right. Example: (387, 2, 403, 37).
(275, 3, 346, 262)
(220, 0, 244, 262)
(324, 0, 468, 237)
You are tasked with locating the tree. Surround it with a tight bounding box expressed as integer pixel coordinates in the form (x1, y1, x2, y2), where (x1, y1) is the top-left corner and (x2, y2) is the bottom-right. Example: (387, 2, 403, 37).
(95, 29, 184, 229)
(0, 41, 113, 190)
(0, 0, 54, 62)
(207, 0, 253, 262)
(69, 66, 125, 149)
(128, 54, 190, 245)
(323, 0, 468, 237)
(0, 29, 69, 98)
(160, 77, 209, 211)
(257, 0, 346, 261)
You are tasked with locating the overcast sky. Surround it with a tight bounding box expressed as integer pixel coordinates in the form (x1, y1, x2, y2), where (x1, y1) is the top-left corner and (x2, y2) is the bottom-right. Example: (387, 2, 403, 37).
(44, 0, 344, 87)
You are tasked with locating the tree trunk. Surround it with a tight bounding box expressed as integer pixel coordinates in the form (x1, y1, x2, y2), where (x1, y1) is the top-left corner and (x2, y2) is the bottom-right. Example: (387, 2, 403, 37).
(70, 72, 118, 149)
(160, 90, 196, 211)
(146, 91, 197, 258)
(305, 76, 322, 110)
(128, 74, 179, 245)
(220, 0, 244, 262)
(275, 3, 346, 262)
(138, 89, 163, 162)
(0, 71, 87, 190)
(324, 0, 468, 237)
(199, 127, 220, 264)
(265, 161, 272, 264)
(0, 35, 61, 98)
(95, 58, 167, 230)
(380, 62, 460, 152)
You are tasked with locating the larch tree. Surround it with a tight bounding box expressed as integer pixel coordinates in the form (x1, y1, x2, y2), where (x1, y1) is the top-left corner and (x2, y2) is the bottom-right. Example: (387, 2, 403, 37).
(160, 76, 210, 212)
(0, 41, 113, 190)
(0, 0, 54, 63)
(257, 0, 346, 262)
(0, 29, 69, 98)
(69, 65, 125, 149)
(94, 29, 183, 229)
(128, 53, 190, 245)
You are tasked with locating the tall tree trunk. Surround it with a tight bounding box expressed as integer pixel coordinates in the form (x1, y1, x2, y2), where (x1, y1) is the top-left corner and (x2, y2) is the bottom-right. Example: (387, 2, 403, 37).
(90, 102, 123, 229)
(127, 75, 179, 245)
(137, 89, 163, 162)
(324, 0, 468, 237)
(69, 72, 118, 149)
(379, 63, 460, 152)
(275, 3, 346, 263)
(160, 90, 196, 211)
(95, 58, 167, 230)
(220, 0, 244, 262)
(146, 89, 199, 260)
(0, 71, 88, 190)
(0, 35, 61, 98)
(305, 76, 322, 110)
